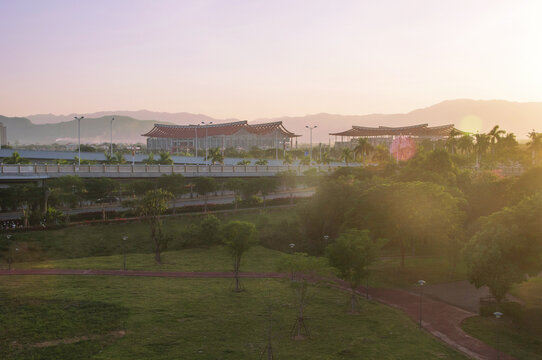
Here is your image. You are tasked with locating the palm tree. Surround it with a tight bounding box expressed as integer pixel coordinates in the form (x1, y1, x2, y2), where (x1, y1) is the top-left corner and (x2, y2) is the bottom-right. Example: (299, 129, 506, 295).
(283, 152, 293, 165)
(457, 134, 474, 157)
(114, 152, 126, 164)
(208, 148, 224, 165)
(371, 144, 390, 164)
(237, 159, 251, 165)
(321, 151, 331, 165)
(103, 152, 115, 164)
(445, 129, 462, 155)
(340, 148, 354, 165)
(158, 151, 174, 165)
(255, 159, 268, 166)
(142, 153, 157, 164)
(474, 133, 490, 167)
(2, 151, 30, 164)
(488, 125, 505, 154)
(353, 138, 373, 164)
(527, 130, 542, 165)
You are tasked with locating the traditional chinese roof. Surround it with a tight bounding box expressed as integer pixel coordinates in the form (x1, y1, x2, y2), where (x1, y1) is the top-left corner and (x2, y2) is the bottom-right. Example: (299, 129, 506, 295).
(330, 123, 460, 137)
(143, 121, 300, 139)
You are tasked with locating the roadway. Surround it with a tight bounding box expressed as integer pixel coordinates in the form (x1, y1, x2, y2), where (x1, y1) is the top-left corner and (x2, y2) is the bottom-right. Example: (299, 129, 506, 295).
(0, 189, 315, 220)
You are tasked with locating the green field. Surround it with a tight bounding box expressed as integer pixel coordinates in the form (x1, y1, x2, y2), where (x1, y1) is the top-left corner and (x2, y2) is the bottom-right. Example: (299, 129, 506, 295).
(460, 276, 542, 360)
(0, 274, 467, 359)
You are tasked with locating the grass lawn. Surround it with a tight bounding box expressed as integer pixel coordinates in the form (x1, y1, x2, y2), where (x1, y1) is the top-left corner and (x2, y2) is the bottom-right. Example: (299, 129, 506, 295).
(2, 207, 294, 262)
(461, 276, 542, 360)
(461, 315, 542, 360)
(0, 274, 467, 359)
(511, 276, 542, 308)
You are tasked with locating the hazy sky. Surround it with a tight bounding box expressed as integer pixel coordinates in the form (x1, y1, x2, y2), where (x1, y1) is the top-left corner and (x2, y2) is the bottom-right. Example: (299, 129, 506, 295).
(1, 0, 541, 119)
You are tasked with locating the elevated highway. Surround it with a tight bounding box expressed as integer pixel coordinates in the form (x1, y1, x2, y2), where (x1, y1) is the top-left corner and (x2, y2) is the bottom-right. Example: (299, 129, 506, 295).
(0, 164, 342, 181)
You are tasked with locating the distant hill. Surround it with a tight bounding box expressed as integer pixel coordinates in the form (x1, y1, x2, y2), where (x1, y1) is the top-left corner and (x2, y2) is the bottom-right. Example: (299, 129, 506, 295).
(0, 115, 165, 145)
(2, 99, 542, 144)
(27, 110, 225, 125)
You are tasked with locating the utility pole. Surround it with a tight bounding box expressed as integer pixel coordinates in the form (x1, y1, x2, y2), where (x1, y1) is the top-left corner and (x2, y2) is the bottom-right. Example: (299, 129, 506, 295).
(75, 116, 84, 165)
(110, 117, 115, 157)
(201, 121, 213, 164)
(305, 125, 317, 163)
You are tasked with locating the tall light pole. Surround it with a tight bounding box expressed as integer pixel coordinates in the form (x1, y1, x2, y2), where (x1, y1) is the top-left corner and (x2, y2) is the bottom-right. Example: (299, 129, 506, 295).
(194, 125, 198, 158)
(305, 125, 317, 163)
(110, 117, 115, 157)
(201, 121, 213, 164)
(75, 116, 84, 165)
(493, 311, 503, 360)
(122, 235, 128, 271)
(289, 243, 295, 280)
(418, 280, 426, 328)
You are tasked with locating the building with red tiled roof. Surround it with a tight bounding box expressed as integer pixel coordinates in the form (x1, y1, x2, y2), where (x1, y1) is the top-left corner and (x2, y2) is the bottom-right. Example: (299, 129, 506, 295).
(330, 123, 462, 149)
(143, 121, 300, 153)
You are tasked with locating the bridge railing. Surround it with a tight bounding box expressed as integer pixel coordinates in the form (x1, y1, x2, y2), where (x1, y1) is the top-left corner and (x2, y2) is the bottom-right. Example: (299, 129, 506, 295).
(0, 164, 341, 177)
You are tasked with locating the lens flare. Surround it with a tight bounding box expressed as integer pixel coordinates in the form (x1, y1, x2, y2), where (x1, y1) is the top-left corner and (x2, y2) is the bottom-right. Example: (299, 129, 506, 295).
(390, 136, 417, 161)
(459, 115, 483, 134)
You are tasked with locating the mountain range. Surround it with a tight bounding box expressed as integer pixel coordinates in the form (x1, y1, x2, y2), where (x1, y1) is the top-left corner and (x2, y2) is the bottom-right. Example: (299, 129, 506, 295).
(1, 99, 541, 145)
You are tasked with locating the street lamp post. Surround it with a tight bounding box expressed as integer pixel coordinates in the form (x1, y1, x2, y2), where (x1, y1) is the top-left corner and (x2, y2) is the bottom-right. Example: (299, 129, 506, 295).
(122, 235, 128, 271)
(110, 117, 115, 157)
(493, 311, 503, 360)
(74, 116, 84, 165)
(201, 121, 213, 164)
(6, 234, 13, 270)
(305, 125, 317, 163)
(289, 243, 295, 280)
(418, 280, 426, 328)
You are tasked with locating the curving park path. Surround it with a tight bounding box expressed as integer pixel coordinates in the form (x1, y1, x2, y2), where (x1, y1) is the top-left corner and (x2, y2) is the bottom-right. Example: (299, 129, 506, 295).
(0, 269, 514, 360)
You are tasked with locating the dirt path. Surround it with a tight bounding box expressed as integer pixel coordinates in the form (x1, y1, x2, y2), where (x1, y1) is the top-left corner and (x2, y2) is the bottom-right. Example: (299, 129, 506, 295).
(0, 269, 514, 360)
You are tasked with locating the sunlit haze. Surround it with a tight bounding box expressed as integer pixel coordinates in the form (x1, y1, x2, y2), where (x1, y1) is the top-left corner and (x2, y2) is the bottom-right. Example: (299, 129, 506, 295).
(1, 0, 541, 120)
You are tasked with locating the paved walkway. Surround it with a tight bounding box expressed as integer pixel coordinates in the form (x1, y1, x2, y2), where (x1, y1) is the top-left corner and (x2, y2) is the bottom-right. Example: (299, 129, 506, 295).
(0, 269, 514, 360)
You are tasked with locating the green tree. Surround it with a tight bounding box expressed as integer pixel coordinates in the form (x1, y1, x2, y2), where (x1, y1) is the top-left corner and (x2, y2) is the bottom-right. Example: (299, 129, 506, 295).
(350, 181, 465, 271)
(138, 189, 173, 263)
(298, 176, 364, 255)
(83, 178, 117, 203)
(222, 221, 258, 292)
(299, 156, 311, 165)
(157, 174, 185, 214)
(255, 159, 268, 166)
(142, 153, 158, 164)
(114, 152, 126, 164)
(43, 207, 65, 226)
(102, 152, 116, 164)
(353, 138, 373, 164)
(527, 130, 542, 165)
(321, 151, 331, 165)
(208, 148, 224, 165)
(198, 215, 222, 246)
(276, 252, 328, 339)
(488, 125, 505, 155)
(47, 175, 84, 209)
(457, 134, 474, 158)
(445, 128, 462, 155)
(474, 133, 490, 167)
(326, 229, 384, 313)
(283, 152, 293, 165)
(2, 151, 30, 164)
(340, 148, 354, 165)
(158, 151, 174, 165)
(258, 177, 278, 207)
(463, 194, 542, 305)
(225, 178, 244, 209)
(236, 159, 251, 165)
(194, 177, 217, 212)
